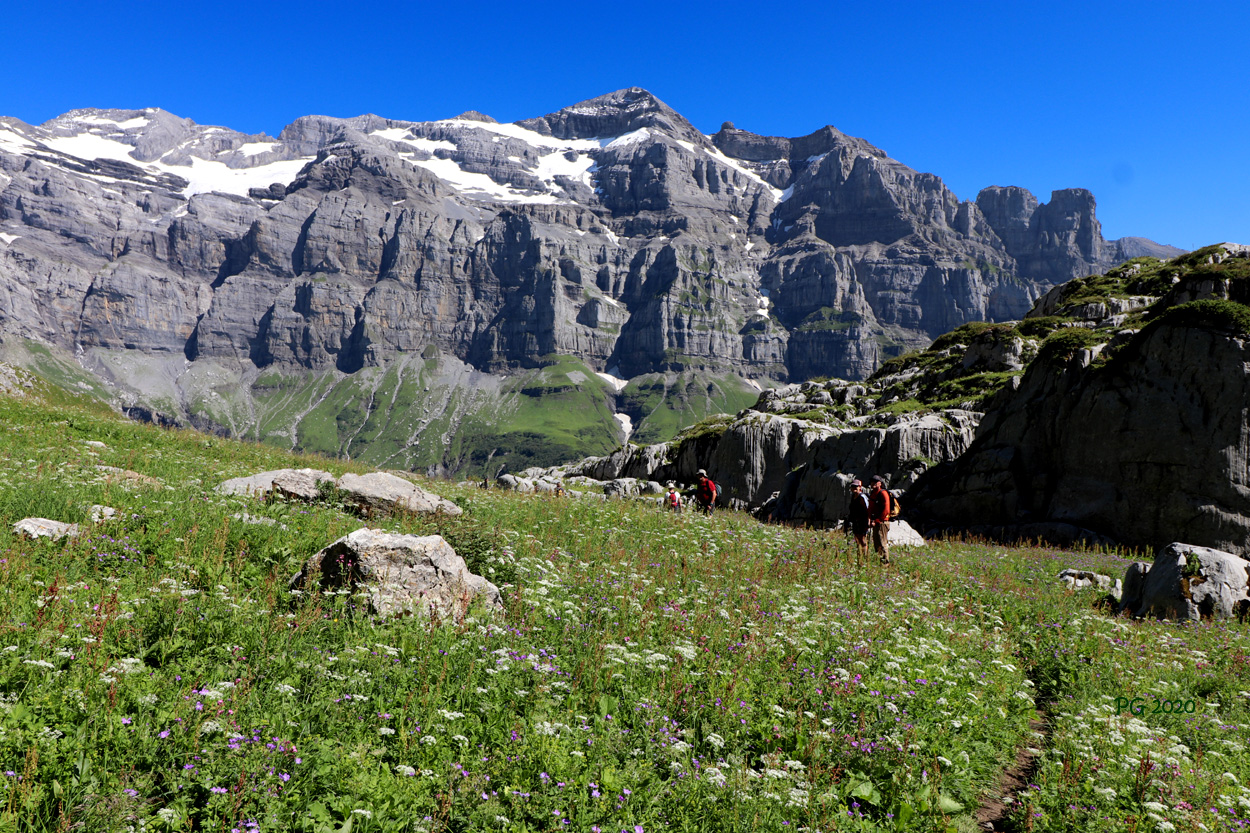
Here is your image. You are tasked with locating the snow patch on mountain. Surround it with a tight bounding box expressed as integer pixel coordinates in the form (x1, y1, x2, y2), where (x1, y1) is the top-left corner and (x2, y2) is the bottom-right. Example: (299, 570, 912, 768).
(614, 412, 633, 441)
(370, 128, 456, 154)
(169, 156, 313, 197)
(237, 141, 279, 157)
(40, 132, 311, 197)
(44, 133, 138, 164)
(0, 127, 34, 153)
(407, 156, 560, 204)
(532, 150, 596, 190)
(436, 118, 602, 151)
(604, 128, 652, 149)
(596, 370, 628, 392)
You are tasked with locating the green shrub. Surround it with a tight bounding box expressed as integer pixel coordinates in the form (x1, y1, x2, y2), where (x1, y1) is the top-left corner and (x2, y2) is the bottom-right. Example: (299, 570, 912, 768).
(1035, 328, 1106, 364)
(1150, 298, 1250, 336)
(930, 321, 1006, 351)
(1017, 316, 1071, 339)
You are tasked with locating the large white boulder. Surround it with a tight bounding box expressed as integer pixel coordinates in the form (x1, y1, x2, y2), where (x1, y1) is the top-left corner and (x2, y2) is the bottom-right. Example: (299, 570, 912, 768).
(336, 472, 462, 517)
(1132, 542, 1250, 620)
(290, 528, 501, 622)
(216, 468, 335, 498)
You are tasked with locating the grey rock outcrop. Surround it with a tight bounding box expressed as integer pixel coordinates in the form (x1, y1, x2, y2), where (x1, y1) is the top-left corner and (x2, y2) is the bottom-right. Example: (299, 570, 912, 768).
(1058, 569, 1121, 599)
(0, 363, 33, 398)
(1119, 562, 1152, 614)
(89, 505, 118, 524)
(216, 468, 336, 498)
(13, 518, 80, 540)
(888, 520, 925, 548)
(915, 283, 1250, 555)
(289, 528, 501, 622)
(217, 468, 460, 517)
(526, 377, 979, 524)
(1130, 543, 1250, 621)
(336, 472, 462, 517)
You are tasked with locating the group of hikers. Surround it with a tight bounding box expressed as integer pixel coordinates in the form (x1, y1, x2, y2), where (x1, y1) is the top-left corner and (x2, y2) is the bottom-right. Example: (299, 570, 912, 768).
(844, 475, 894, 566)
(665, 471, 895, 566)
(664, 469, 718, 515)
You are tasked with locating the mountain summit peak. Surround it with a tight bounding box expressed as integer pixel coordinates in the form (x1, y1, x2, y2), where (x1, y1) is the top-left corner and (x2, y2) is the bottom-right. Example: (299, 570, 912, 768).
(517, 87, 706, 145)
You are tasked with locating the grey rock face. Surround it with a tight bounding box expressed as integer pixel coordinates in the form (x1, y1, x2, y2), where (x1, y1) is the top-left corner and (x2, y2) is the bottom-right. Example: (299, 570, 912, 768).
(0, 91, 1180, 472)
(916, 308, 1250, 555)
(1119, 562, 1151, 615)
(290, 528, 502, 622)
(976, 186, 1184, 286)
(1133, 543, 1250, 621)
(529, 378, 979, 525)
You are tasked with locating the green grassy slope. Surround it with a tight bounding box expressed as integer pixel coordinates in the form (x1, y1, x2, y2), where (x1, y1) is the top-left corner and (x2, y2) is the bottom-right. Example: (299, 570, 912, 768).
(621, 372, 762, 445)
(1, 388, 1249, 832)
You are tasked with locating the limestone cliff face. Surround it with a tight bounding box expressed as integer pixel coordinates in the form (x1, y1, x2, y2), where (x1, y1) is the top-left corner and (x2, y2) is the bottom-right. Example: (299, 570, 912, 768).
(0, 90, 1182, 470)
(918, 313, 1250, 554)
(913, 245, 1250, 555)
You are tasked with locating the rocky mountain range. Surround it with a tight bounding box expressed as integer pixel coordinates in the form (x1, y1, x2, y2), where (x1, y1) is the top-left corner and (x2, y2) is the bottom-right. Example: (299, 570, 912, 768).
(0, 88, 1182, 473)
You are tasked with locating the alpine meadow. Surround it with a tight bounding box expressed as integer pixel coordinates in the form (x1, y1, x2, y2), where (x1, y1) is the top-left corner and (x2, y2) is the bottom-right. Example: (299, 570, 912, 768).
(2, 376, 1250, 833)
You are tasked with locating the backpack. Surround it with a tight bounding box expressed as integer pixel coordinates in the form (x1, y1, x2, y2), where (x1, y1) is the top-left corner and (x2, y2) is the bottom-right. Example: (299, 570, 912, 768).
(889, 491, 901, 519)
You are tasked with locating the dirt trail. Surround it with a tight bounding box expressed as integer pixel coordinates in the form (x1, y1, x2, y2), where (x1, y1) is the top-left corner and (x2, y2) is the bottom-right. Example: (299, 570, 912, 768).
(973, 711, 1048, 832)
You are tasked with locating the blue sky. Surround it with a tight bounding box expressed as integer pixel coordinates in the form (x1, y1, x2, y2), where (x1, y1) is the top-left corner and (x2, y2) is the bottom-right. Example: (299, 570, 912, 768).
(3, 0, 1245, 250)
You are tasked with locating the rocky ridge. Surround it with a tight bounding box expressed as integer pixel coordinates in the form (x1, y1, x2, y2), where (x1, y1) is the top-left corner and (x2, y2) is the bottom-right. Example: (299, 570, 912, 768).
(0, 89, 1182, 474)
(525, 245, 1250, 558)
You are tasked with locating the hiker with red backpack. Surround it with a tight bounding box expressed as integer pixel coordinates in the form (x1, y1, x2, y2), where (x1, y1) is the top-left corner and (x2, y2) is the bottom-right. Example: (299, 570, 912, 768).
(868, 476, 892, 565)
(695, 469, 717, 515)
(665, 483, 684, 512)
